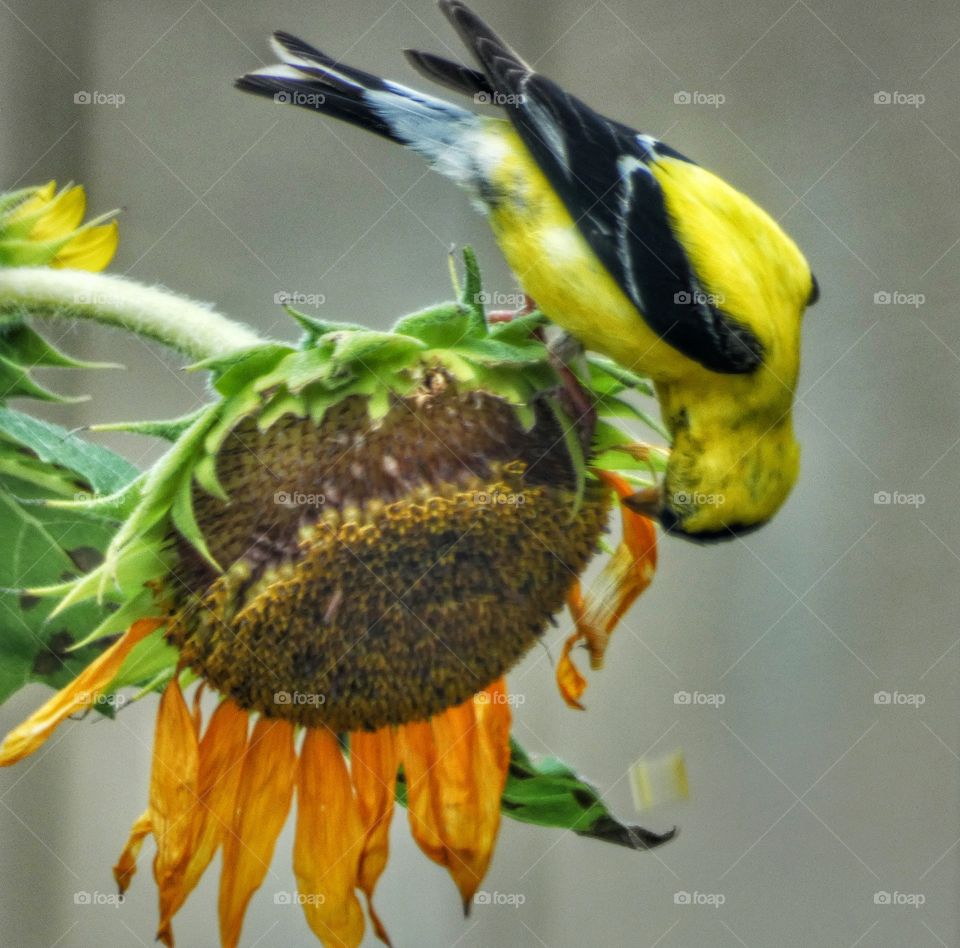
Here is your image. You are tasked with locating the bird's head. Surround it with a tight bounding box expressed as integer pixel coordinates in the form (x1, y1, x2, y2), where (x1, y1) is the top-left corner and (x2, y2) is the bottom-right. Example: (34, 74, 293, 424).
(624, 413, 801, 543)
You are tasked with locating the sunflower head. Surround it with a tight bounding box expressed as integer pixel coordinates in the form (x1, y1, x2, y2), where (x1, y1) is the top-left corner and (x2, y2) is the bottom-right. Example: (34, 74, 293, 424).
(0, 249, 669, 947)
(0, 181, 118, 271)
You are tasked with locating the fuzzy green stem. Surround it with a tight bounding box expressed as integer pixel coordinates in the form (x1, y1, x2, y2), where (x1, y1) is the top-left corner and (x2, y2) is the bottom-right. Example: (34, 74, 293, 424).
(0, 268, 265, 360)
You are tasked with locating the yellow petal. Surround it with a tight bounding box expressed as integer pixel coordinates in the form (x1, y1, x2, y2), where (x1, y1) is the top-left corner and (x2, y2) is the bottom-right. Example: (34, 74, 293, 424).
(114, 810, 152, 896)
(399, 679, 511, 909)
(157, 698, 249, 942)
(52, 219, 118, 271)
(219, 716, 296, 948)
(294, 728, 366, 948)
(9, 181, 56, 222)
(29, 185, 86, 240)
(351, 728, 399, 945)
(149, 679, 200, 948)
(0, 617, 163, 766)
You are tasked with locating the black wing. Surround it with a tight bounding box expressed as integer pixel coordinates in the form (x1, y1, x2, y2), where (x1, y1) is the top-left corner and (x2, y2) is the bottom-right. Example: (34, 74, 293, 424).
(438, 0, 763, 374)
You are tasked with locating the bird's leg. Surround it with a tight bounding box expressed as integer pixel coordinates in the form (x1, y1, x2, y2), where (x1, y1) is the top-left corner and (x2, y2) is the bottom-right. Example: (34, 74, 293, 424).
(547, 333, 598, 447)
(486, 293, 536, 324)
(621, 485, 662, 519)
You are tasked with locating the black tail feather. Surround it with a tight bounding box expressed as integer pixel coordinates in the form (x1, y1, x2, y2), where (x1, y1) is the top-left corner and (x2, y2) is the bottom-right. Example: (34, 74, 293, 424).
(403, 48, 493, 99)
(271, 31, 394, 94)
(234, 74, 402, 143)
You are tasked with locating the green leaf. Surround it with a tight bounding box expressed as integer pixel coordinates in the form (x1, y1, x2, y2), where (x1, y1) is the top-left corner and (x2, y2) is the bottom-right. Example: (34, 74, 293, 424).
(501, 740, 676, 850)
(0, 469, 130, 703)
(393, 738, 675, 853)
(0, 324, 118, 371)
(0, 407, 138, 495)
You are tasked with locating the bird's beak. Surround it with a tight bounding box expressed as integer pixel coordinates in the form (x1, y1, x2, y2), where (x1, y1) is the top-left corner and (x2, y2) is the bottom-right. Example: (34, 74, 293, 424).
(621, 485, 662, 520)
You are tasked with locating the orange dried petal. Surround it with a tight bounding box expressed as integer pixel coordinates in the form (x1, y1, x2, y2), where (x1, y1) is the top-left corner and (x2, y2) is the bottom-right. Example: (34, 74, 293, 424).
(351, 727, 399, 945)
(578, 470, 657, 669)
(157, 698, 249, 941)
(149, 679, 200, 947)
(294, 728, 366, 947)
(556, 586, 588, 710)
(0, 617, 163, 766)
(218, 716, 296, 948)
(399, 679, 511, 910)
(113, 810, 152, 896)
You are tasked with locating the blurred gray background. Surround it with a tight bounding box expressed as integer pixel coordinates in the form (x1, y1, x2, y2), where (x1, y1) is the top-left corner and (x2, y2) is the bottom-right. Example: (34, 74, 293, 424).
(1, 0, 959, 945)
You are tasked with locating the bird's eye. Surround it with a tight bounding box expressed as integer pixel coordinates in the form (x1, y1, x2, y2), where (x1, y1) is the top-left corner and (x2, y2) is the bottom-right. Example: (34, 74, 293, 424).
(807, 274, 820, 306)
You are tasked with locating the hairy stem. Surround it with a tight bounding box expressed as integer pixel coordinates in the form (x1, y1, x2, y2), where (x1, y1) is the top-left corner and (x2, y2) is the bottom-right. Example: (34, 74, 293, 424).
(0, 268, 265, 360)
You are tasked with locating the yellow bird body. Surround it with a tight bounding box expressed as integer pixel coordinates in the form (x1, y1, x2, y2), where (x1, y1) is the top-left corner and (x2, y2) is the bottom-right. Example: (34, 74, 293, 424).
(485, 122, 807, 533)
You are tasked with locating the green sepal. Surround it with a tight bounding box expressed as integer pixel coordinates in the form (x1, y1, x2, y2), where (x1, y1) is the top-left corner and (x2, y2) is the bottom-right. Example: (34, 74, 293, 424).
(458, 246, 487, 338)
(392, 303, 472, 349)
(91, 408, 207, 442)
(544, 395, 586, 521)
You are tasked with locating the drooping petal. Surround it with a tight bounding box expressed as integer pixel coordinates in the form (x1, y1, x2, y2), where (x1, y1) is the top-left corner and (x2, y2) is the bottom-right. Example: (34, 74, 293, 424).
(0, 617, 163, 766)
(556, 583, 588, 711)
(579, 470, 657, 668)
(553, 473, 657, 706)
(351, 728, 399, 945)
(157, 698, 249, 942)
(114, 810, 152, 896)
(399, 679, 511, 910)
(149, 679, 200, 948)
(294, 728, 366, 948)
(219, 716, 297, 948)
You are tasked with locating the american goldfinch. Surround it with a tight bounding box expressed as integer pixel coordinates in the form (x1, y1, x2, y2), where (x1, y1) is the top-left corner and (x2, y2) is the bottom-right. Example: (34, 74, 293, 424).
(236, 0, 819, 542)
